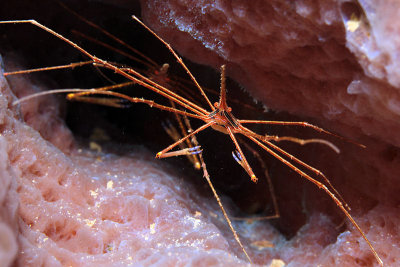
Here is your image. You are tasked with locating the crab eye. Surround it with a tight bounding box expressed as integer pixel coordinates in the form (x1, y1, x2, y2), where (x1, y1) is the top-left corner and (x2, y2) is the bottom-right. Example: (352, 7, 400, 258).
(214, 102, 219, 108)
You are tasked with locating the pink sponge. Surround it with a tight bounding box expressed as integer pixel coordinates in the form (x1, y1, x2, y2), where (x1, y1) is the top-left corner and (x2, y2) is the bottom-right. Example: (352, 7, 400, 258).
(1, 70, 248, 266)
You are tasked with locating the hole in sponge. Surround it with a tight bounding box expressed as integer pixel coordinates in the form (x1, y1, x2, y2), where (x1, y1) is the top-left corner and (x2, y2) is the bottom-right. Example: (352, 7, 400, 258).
(340, 1, 370, 29)
(41, 187, 60, 202)
(43, 219, 78, 242)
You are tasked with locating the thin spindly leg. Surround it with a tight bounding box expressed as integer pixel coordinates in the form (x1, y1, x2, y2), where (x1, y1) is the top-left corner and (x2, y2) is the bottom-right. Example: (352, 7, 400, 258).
(247, 135, 383, 266)
(238, 120, 339, 136)
(226, 127, 258, 183)
(196, 148, 252, 263)
(162, 120, 202, 166)
(238, 119, 365, 148)
(169, 101, 202, 169)
(238, 126, 340, 153)
(58, 1, 159, 68)
(156, 121, 215, 158)
(182, 115, 203, 169)
(75, 90, 204, 120)
(4, 61, 93, 76)
(120, 66, 208, 116)
(239, 126, 349, 210)
(260, 137, 350, 211)
(56, 5, 212, 117)
(0, 20, 208, 119)
(266, 136, 340, 154)
(232, 138, 280, 221)
(132, 16, 215, 111)
(66, 82, 136, 107)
